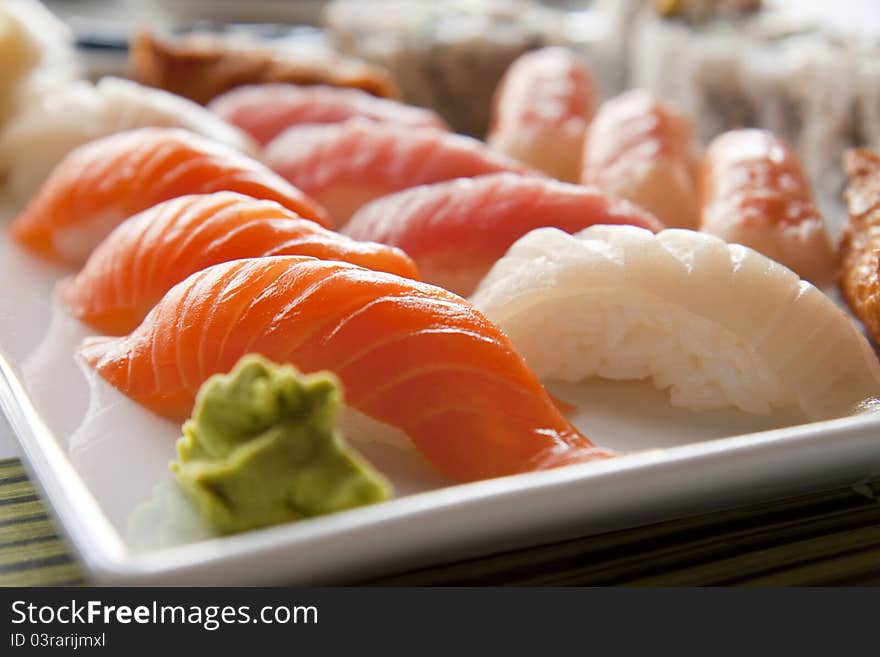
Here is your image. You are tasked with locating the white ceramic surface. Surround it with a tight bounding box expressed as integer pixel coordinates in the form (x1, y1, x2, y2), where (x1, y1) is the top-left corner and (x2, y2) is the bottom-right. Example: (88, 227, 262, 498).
(0, 413, 22, 459)
(2, 225, 880, 585)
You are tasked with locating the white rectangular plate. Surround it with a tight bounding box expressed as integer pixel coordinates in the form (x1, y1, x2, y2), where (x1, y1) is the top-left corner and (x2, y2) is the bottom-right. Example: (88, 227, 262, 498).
(3, 223, 880, 585)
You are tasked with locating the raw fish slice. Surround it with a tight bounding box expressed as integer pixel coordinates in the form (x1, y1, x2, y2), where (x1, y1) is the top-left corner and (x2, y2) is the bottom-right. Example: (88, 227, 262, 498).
(264, 120, 538, 224)
(580, 90, 700, 229)
(487, 47, 597, 182)
(841, 148, 880, 345)
(471, 225, 880, 420)
(700, 129, 837, 286)
(61, 192, 420, 335)
(0, 77, 255, 203)
(80, 256, 612, 482)
(9, 127, 331, 265)
(209, 84, 447, 146)
(345, 173, 664, 296)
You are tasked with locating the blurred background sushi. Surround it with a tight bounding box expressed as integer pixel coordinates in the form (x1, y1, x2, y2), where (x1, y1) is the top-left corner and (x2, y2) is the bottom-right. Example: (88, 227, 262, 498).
(11, 0, 880, 223)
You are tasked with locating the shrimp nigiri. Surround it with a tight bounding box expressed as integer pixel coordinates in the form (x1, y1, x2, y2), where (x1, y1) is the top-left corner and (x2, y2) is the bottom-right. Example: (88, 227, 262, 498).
(840, 147, 880, 344)
(580, 89, 700, 229)
(700, 128, 837, 285)
(487, 47, 597, 182)
(208, 83, 447, 146)
(264, 120, 537, 224)
(345, 173, 664, 296)
(9, 127, 331, 265)
(61, 192, 420, 335)
(80, 256, 612, 481)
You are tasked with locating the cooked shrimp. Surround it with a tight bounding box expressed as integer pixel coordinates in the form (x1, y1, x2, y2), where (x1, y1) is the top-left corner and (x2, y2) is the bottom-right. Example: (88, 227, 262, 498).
(700, 129, 837, 285)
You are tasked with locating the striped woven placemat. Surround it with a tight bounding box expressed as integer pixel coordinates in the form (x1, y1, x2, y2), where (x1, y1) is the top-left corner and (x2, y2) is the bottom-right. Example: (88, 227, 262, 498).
(364, 479, 880, 586)
(2, 456, 880, 586)
(0, 459, 82, 586)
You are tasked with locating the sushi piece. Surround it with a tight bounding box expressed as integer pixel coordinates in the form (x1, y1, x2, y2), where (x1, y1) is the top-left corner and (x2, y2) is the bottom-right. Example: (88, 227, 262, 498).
(0, 0, 78, 127)
(345, 173, 664, 296)
(0, 77, 255, 203)
(9, 128, 331, 265)
(580, 89, 700, 229)
(61, 192, 420, 335)
(0, 5, 41, 125)
(208, 84, 447, 146)
(324, 0, 566, 136)
(840, 148, 880, 346)
(264, 120, 538, 224)
(131, 28, 400, 106)
(471, 225, 880, 420)
(487, 47, 598, 182)
(630, 2, 869, 219)
(80, 256, 613, 481)
(700, 129, 838, 286)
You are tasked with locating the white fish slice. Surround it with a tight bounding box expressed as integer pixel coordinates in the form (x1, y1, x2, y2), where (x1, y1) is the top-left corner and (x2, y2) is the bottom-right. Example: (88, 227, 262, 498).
(0, 77, 257, 205)
(471, 225, 880, 420)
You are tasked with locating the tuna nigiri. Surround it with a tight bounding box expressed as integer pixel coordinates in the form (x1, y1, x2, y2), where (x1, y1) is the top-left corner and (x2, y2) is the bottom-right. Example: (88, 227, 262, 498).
(580, 89, 700, 229)
(700, 129, 837, 285)
(345, 173, 664, 296)
(80, 256, 612, 481)
(487, 47, 597, 182)
(472, 225, 880, 421)
(61, 192, 420, 335)
(208, 83, 447, 146)
(840, 148, 880, 345)
(264, 120, 538, 224)
(9, 127, 331, 265)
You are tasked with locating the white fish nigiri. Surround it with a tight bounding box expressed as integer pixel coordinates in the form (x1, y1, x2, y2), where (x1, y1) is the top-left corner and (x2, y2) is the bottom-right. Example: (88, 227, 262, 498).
(0, 77, 256, 203)
(471, 225, 880, 420)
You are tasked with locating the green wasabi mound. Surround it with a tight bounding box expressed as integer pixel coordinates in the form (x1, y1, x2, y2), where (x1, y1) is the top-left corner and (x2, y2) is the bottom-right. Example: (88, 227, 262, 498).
(171, 354, 392, 534)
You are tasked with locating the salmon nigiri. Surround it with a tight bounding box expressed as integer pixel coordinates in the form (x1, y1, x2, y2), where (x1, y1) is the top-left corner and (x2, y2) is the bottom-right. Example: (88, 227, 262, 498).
(61, 192, 420, 335)
(80, 256, 612, 481)
(264, 120, 538, 225)
(9, 127, 331, 265)
(344, 173, 664, 296)
(700, 129, 837, 285)
(487, 47, 598, 182)
(208, 83, 447, 146)
(580, 89, 700, 229)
